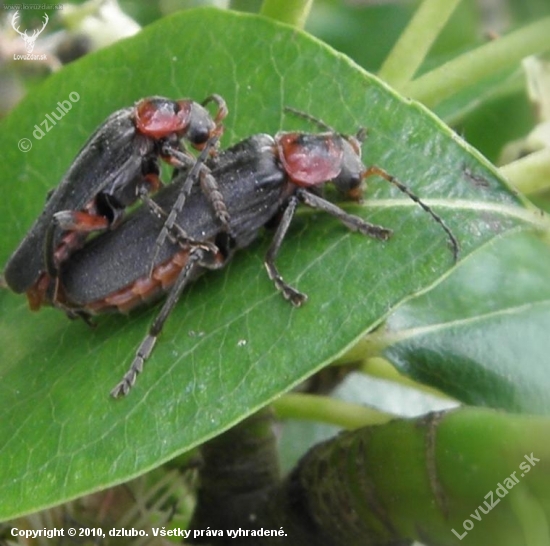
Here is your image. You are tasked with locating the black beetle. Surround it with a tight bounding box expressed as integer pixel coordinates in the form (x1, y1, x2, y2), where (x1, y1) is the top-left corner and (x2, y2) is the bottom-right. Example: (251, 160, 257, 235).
(41, 129, 458, 397)
(3, 94, 227, 309)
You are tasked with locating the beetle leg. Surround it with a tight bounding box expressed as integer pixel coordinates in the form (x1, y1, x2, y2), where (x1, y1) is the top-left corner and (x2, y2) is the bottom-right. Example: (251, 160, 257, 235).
(147, 168, 200, 275)
(264, 189, 393, 307)
(143, 170, 163, 193)
(139, 189, 213, 249)
(199, 168, 231, 231)
(110, 244, 222, 398)
(201, 94, 228, 133)
(45, 211, 112, 278)
(296, 188, 393, 240)
(264, 196, 308, 307)
(148, 137, 229, 276)
(160, 144, 196, 169)
(34, 271, 96, 326)
(52, 210, 111, 232)
(25, 272, 51, 311)
(138, 190, 188, 241)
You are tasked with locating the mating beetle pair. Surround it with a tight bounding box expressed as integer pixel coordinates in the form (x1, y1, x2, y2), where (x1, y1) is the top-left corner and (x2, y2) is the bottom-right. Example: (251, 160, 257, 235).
(4, 94, 227, 310)
(4, 101, 459, 397)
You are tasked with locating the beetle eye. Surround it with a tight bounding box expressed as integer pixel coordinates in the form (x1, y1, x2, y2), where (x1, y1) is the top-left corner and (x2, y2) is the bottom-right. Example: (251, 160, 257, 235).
(187, 123, 210, 146)
(185, 103, 216, 147)
(331, 139, 365, 196)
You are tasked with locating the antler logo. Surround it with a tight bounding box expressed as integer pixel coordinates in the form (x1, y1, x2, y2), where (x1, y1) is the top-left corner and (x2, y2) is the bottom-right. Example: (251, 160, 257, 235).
(12, 11, 49, 54)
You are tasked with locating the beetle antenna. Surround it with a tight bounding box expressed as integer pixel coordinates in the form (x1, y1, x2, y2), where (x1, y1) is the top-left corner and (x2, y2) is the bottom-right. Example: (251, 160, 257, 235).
(284, 107, 334, 132)
(364, 165, 459, 262)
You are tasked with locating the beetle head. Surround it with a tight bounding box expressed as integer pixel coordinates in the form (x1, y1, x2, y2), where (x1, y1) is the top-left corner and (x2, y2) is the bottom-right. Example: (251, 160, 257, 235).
(276, 131, 365, 199)
(134, 97, 189, 139)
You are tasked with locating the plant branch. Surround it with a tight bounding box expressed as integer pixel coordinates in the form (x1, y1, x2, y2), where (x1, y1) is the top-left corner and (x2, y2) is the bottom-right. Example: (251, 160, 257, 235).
(405, 17, 550, 109)
(500, 148, 550, 195)
(273, 392, 394, 429)
(260, 0, 312, 28)
(378, 0, 462, 89)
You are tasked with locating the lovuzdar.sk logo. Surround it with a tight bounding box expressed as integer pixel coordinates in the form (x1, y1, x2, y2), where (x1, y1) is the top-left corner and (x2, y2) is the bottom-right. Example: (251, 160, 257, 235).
(11, 10, 48, 59)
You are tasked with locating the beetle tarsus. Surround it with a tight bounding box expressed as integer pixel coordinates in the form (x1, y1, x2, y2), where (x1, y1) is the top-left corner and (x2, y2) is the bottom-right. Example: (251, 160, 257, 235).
(267, 268, 308, 307)
(110, 335, 155, 398)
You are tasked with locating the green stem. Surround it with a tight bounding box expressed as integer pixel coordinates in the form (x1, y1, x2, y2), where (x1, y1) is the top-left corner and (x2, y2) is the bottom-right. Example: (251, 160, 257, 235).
(273, 392, 394, 429)
(405, 17, 550, 109)
(500, 148, 550, 195)
(359, 357, 456, 400)
(378, 0, 462, 89)
(260, 0, 312, 28)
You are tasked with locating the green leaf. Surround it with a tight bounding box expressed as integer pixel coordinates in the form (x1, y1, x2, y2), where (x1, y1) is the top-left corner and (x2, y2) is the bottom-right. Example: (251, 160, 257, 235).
(368, 231, 550, 414)
(0, 8, 543, 520)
